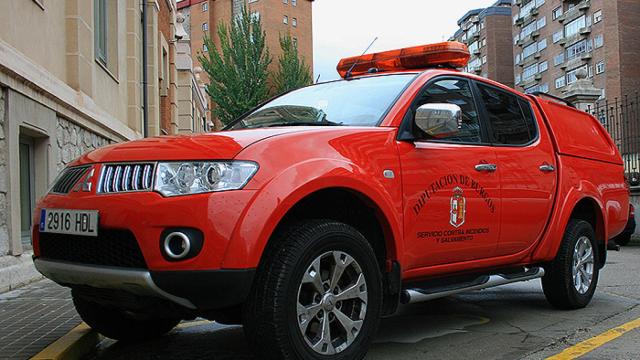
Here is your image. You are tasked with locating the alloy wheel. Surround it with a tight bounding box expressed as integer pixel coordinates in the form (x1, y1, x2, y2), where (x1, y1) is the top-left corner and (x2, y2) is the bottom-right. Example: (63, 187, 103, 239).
(296, 251, 368, 355)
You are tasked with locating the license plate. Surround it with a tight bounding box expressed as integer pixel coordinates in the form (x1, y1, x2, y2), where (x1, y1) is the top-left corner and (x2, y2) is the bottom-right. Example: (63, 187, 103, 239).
(39, 209, 99, 237)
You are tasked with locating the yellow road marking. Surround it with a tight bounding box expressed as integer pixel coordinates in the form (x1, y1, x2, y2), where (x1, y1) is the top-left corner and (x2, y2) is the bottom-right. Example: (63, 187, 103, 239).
(31, 323, 99, 360)
(546, 317, 640, 360)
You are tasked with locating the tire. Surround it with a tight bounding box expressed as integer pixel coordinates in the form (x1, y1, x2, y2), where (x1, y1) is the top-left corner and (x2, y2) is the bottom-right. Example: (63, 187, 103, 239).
(72, 291, 181, 342)
(614, 233, 632, 246)
(243, 220, 382, 360)
(542, 219, 599, 310)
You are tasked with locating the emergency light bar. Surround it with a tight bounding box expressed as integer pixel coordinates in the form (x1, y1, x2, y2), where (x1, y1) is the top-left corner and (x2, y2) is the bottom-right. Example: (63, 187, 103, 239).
(337, 42, 470, 79)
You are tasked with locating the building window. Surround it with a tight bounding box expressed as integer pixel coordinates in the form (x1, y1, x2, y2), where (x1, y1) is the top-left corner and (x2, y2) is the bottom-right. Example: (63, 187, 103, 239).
(292, 18, 297, 27)
(564, 15, 586, 37)
(203, 44, 208, 52)
(566, 39, 592, 60)
(554, 52, 565, 66)
(594, 34, 604, 48)
(538, 38, 547, 51)
(523, 63, 538, 80)
(523, 42, 537, 59)
(482, 56, 487, 64)
(515, 74, 521, 84)
(283, 15, 288, 24)
(539, 60, 548, 73)
(537, 16, 546, 29)
(202, 22, 208, 31)
(482, 38, 486, 47)
(555, 76, 566, 89)
(552, 6, 563, 20)
(202, 2, 208, 11)
(553, 30, 563, 43)
(94, 0, 108, 64)
(292, 0, 297, 5)
(596, 61, 605, 74)
(293, 37, 298, 48)
(593, 10, 602, 24)
(283, 0, 288, 4)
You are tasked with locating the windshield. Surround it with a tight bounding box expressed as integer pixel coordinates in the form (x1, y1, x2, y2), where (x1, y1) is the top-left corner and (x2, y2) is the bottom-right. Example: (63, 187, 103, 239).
(229, 74, 417, 129)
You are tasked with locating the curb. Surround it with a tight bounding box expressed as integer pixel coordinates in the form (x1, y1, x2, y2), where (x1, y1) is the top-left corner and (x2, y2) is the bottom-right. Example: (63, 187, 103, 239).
(30, 323, 100, 360)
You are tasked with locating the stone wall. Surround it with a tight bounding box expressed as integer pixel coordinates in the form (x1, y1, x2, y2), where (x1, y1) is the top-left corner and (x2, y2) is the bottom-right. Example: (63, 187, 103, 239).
(0, 88, 7, 256)
(56, 117, 110, 173)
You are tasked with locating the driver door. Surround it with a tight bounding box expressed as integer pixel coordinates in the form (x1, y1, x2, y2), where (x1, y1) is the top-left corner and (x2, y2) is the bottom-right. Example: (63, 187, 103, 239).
(398, 77, 501, 270)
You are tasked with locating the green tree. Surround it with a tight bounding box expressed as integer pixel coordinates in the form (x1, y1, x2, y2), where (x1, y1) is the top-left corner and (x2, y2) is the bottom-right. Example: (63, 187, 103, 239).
(198, 8, 271, 126)
(273, 35, 312, 95)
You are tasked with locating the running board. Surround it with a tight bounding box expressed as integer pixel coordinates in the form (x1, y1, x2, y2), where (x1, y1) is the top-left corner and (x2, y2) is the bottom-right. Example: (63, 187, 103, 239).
(400, 267, 545, 304)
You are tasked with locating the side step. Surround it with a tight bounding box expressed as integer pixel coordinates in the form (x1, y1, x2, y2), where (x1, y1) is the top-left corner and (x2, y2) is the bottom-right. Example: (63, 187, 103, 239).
(401, 267, 545, 304)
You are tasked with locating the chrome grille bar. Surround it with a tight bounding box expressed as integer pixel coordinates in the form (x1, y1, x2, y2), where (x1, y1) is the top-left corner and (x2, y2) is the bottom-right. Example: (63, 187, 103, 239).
(98, 163, 156, 194)
(50, 166, 91, 194)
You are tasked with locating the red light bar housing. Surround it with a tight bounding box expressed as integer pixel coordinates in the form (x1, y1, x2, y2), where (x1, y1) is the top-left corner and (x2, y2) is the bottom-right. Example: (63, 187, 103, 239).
(337, 41, 470, 79)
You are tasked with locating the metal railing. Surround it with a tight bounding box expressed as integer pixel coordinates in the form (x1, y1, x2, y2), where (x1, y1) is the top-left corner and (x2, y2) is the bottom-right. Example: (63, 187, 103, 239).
(587, 93, 640, 189)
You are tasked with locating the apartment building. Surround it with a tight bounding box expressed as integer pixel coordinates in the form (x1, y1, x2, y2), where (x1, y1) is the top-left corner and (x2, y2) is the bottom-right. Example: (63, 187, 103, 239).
(512, 0, 640, 101)
(0, 0, 206, 291)
(177, 0, 314, 128)
(450, 0, 515, 88)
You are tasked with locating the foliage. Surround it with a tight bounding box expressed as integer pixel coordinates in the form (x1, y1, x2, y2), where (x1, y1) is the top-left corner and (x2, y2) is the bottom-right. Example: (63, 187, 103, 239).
(273, 35, 313, 95)
(198, 8, 271, 125)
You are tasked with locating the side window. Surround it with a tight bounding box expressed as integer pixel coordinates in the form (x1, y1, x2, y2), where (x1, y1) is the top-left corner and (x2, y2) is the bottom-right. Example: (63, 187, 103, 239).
(413, 79, 482, 143)
(476, 84, 537, 145)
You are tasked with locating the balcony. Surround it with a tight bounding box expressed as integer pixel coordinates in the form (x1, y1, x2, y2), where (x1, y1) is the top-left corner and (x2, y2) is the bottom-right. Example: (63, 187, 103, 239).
(473, 49, 482, 56)
(531, 30, 540, 39)
(558, 0, 590, 23)
(581, 52, 592, 61)
(534, 52, 542, 60)
(515, 17, 525, 26)
(535, 73, 543, 81)
(580, 26, 592, 35)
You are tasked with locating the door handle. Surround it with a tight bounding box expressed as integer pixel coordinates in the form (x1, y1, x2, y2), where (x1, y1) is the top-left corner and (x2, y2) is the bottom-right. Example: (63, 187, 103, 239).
(475, 163, 497, 172)
(539, 163, 556, 173)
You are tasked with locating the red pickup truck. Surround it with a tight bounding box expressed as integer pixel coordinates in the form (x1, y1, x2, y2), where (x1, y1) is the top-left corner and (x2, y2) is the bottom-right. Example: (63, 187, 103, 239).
(32, 42, 628, 360)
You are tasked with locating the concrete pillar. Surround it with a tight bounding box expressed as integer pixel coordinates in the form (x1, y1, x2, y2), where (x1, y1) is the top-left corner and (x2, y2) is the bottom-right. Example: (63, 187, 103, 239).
(562, 68, 603, 112)
(65, 0, 94, 96)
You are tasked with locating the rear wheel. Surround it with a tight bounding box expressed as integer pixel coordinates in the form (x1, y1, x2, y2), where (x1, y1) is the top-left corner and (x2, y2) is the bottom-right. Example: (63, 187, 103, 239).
(72, 291, 181, 342)
(243, 220, 382, 360)
(542, 220, 599, 309)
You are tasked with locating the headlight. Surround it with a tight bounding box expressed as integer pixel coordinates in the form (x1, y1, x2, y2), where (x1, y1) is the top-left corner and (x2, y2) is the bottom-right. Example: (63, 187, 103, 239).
(154, 161, 258, 197)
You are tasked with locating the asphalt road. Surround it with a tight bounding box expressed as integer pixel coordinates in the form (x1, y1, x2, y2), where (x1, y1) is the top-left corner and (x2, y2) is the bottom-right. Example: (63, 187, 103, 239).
(92, 246, 640, 360)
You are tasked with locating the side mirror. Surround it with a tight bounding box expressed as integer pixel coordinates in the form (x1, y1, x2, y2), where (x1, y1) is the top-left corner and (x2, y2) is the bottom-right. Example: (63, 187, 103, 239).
(414, 103, 462, 139)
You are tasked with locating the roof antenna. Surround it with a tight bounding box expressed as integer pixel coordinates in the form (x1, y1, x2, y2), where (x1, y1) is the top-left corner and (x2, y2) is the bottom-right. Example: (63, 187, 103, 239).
(345, 37, 378, 79)
(315, 74, 321, 84)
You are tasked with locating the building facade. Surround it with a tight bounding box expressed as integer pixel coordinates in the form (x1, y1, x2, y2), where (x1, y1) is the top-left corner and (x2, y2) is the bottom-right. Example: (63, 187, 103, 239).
(512, 0, 640, 101)
(0, 0, 205, 291)
(450, 0, 514, 88)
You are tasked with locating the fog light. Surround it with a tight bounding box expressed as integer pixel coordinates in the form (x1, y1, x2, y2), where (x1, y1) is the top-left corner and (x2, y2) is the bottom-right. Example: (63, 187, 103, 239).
(163, 232, 191, 260)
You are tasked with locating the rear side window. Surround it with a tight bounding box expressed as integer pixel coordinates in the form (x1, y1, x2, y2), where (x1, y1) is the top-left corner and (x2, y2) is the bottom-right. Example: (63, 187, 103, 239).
(477, 84, 537, 145)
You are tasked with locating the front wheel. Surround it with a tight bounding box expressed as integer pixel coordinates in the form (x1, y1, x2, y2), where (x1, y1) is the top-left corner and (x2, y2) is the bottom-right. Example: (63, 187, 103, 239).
(243, 220, 382, 360)
(542, 220, 599, 309)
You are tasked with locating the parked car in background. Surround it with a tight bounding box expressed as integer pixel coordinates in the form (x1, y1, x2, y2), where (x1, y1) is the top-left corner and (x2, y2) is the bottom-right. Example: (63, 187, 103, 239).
(613, 204, 636, 246)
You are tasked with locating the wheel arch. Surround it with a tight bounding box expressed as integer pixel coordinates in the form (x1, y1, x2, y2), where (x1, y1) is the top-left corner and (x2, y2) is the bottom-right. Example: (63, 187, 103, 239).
(569, 197, 607, 267)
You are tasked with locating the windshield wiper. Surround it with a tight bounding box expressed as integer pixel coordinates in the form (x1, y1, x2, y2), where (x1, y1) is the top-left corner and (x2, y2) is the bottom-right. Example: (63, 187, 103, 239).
(266, 121, 343, 127)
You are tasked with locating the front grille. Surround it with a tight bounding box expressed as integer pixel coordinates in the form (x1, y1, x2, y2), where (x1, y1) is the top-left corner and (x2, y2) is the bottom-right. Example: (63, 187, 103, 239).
(98, 163, 155, 194)
(39, 229, 147, 269)
(50, 166, 90, 194)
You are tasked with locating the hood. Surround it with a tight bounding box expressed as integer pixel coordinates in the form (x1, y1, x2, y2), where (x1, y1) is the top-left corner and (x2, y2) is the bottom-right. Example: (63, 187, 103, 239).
(73, 128, 312, 165)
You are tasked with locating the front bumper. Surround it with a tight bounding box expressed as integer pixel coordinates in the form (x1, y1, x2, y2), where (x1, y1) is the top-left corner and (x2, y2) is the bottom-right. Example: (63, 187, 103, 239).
(35, 258, 255, 311)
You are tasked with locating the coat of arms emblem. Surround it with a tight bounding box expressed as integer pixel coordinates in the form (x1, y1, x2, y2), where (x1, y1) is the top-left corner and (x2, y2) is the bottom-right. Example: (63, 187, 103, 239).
(450, 187, 466, 228)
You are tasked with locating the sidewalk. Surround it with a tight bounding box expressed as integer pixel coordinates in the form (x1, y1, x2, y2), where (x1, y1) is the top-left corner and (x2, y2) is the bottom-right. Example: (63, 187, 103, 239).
(0, 280, 81, 360)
